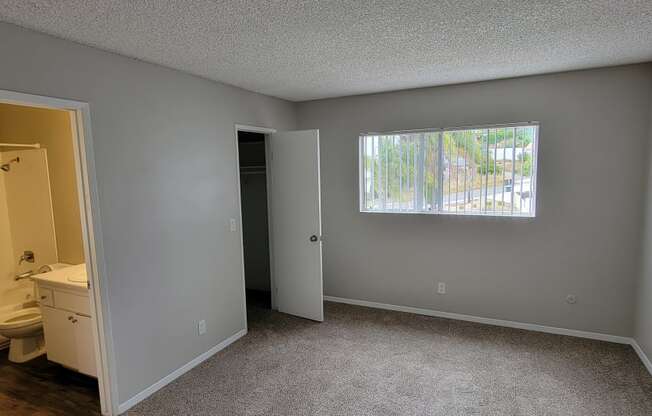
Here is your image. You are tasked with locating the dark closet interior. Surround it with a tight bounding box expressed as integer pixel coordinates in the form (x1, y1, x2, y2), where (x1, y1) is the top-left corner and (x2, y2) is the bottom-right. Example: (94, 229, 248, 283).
(238, 131, 271, 309)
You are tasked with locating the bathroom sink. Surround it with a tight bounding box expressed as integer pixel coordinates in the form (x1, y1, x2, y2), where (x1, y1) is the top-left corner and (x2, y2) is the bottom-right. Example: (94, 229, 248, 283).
(66, 267, 88, 283)
(67, 274, 88, 283)
(31, 263, 88, 290)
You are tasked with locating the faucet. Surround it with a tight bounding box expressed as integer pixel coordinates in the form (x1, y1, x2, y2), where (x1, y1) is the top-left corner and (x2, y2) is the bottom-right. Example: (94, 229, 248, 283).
(14, 265, 53, 281)
(15, 270, 35, 281)
(18, 250, 35, 265)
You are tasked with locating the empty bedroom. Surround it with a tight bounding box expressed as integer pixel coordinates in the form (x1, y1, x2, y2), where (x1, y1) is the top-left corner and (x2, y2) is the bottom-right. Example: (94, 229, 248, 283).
(0, 1, 651, 415)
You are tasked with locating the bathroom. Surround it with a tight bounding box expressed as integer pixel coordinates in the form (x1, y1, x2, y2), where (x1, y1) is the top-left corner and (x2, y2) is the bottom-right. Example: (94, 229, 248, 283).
(0, 103, 100, 414)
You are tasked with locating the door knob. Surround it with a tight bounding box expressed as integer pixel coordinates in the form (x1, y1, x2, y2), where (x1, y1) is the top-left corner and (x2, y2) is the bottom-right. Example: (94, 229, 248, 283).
(309, 235, 318, 242)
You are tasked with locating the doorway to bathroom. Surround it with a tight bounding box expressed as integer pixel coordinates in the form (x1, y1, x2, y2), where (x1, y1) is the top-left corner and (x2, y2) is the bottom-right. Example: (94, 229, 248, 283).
(0, 90, 114, 415)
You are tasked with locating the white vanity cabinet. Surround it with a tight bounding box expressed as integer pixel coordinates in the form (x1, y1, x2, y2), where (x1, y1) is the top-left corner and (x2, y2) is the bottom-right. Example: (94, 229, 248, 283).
(37, 283, 97, 377)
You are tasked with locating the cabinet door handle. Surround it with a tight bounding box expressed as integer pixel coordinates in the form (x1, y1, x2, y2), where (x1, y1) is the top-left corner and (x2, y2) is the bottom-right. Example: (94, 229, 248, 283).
(68, 316, 74, 320)
(40, 295, 47, 300)
(72, 319, 78, 323)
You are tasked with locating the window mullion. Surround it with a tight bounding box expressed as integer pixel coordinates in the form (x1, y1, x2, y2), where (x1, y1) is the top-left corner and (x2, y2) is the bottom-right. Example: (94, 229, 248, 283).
(519, 128, 525, 213)
(478, 132, 483, 213)
(531, 126, 538, 215)
(360, 136, 365, 210)
(383, 136, 388, 210)
(484, 130, 490, 213)
(511, 127, 516, 215)
(412, 137, 416, 209)
(372, 137, 375, 209)
(500, 129, 505, 216)
(463, 130, 468, 213)
(493, 129, 497, 214)
(430, 134, 437, 212)
(406, 138, 410, 209)
(437, 132, 444, 213)
(398, 135, 402, 211)
(415, 133, 425, 211)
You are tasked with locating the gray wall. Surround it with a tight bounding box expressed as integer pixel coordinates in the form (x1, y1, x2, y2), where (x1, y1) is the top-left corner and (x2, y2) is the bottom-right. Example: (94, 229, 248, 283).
(298, 64, 652, 337)
(0, 23, 296, 403)
(635, 87, 652, 359)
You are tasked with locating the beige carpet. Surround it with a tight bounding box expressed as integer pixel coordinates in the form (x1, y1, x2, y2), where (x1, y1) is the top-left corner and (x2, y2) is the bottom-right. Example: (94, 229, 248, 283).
(127, 301, 652, 415)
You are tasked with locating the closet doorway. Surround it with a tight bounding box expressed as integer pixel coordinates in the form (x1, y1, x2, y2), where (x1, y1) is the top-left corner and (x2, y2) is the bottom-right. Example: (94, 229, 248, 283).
(235, 124, 324, 323)
(237, 130, 273, 311)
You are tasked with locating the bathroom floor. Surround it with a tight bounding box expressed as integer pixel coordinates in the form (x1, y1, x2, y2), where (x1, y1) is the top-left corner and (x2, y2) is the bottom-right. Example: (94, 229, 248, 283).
(0, 348, 100, 415)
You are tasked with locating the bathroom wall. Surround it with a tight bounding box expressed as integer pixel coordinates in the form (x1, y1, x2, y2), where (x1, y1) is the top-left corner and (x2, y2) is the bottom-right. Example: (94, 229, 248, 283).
(0, 165, 14, 347)
(0, 164, 21, 307)
(0, 149, 58, 307)
(0, 103, 85, 265)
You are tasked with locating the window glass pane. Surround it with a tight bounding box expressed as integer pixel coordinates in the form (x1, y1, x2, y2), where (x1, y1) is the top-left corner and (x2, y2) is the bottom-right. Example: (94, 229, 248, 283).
(360, 124, 537, 217)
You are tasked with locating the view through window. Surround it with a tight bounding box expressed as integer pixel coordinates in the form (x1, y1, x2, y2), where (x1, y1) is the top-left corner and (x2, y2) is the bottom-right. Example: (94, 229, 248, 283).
(359, 123, 538, 216)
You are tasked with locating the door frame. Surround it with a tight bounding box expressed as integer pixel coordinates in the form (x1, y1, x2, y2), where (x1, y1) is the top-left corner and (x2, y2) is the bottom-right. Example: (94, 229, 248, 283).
(234, 124, 278, 315)
(0, 89, 118, 415)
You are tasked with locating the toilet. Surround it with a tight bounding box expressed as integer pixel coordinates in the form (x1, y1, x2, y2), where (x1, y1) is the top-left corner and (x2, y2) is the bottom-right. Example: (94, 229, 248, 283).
(0, 307, 46, 363)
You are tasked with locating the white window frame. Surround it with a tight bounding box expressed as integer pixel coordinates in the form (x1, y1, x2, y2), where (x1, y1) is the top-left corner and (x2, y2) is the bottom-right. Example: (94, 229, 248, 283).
(358, 122, 539, 218)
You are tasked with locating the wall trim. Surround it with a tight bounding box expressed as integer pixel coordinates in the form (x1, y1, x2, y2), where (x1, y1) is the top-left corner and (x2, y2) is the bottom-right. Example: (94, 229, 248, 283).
(324, 296, 632, 344)
(631, 339, 652, 375)
(117, 328, 247, 414)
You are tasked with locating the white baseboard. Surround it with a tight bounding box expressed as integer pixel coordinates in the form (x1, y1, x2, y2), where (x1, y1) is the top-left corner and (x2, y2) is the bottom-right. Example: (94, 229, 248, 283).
(117, 328, 247, 414)
(631, 339, 652, 375)
(324, 296, 632, 344)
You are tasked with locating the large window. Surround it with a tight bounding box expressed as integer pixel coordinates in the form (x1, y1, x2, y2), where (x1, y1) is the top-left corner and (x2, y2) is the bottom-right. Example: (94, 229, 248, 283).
(359, 123, 538, 217)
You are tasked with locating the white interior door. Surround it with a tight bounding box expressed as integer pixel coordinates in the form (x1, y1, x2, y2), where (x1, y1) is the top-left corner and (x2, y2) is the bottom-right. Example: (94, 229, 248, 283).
(268, 129, 323, 321)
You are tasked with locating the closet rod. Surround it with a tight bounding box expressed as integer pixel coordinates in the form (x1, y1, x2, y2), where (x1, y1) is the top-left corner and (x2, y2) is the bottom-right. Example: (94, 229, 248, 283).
(0, 142, 41, 149)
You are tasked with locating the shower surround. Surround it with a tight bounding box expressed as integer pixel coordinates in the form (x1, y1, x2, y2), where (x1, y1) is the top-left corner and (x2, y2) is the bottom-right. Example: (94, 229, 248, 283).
(0, 149, 57, 314)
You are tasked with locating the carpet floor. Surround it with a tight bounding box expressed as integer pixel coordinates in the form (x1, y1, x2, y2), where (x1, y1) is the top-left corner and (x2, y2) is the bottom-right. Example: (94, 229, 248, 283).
(127, 301, 652, 415)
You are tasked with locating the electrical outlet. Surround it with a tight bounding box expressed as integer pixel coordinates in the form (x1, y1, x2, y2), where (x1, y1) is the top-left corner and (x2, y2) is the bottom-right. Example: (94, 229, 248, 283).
(566, 295, 577, 304)
(437, 282, 446, 295)
(229, 218, 237, 232)
(198, 320, 206, 335)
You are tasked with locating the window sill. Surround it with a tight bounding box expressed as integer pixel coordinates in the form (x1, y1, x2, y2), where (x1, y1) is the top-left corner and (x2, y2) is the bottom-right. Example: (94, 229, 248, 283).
(359, 209, 535, 218)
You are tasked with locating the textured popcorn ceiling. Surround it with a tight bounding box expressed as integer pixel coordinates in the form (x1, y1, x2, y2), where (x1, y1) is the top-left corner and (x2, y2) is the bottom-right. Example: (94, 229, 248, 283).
(1, 1, 651, 101)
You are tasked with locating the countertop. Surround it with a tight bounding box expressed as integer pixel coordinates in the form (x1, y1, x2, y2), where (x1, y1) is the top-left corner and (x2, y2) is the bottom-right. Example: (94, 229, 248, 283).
(31, 264, 88, 291)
